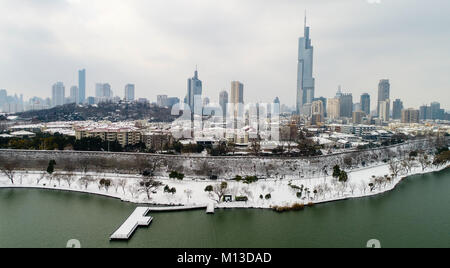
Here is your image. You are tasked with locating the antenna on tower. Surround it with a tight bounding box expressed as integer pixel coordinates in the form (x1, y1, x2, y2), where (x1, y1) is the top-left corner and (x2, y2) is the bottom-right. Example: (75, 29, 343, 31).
(304, 9, 307, 28)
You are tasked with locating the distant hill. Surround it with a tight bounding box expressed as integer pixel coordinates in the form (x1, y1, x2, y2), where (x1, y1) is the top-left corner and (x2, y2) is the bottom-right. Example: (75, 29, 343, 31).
(15, 102, 178, 123)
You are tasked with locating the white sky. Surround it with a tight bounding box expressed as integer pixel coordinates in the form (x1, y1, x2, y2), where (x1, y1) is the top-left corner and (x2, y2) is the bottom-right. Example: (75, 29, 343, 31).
(0, 0, 449, 110)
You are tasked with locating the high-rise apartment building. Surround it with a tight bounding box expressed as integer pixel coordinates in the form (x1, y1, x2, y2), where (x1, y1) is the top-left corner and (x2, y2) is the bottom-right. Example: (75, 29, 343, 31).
(296, 16, 315, 114)
(219, 91, 228, 117)
(377, 79, 390, 116)
(327, 98, 340, 120)
(52, 82, 65, 107)
(393, 99, 404, 120)
(339, 93, 353, 118)
(402, 108, 420, 124)
(361, 93, 371, 116)
(70, 86, 79, 104)
(124, 84, 135, 101)
(379, 99, 391, 122)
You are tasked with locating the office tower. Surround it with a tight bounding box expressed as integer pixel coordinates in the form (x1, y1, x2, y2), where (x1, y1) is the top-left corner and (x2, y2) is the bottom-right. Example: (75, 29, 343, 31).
(157, 95, 168, 107)
(420, 105, 431, 120)
(393, 99, 404, 120)
(70, 86, 79, 104)
(52, 82, 65, 107)
(230, 81, 244, 104)
(327, 98, 340, 120)
(402, 109, 420, 124)
(124, 84, 135, 101)
(353, 103, 362, 112)
(219, 91, 228, 117)
(361, 93, 371, 115)
(95, 83, 104, 98)
(187, 69, 203, 116)
(353, 111, 365, 124)
(379, 99, 390, 122)
(296, 15, 315, 114)
(377, 79, 390, 116)
(78, 69, 86, 104)
(102, 83, 112, 98)
(339, 93, 353, 118)
(430, 102, 441, 120)
(230, 81, 244, 128)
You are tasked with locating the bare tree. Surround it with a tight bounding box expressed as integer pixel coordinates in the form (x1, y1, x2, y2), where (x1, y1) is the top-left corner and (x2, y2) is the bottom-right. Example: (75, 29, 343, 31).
(117, 179, 127, 194)
(210, 182, 229, 203)
(63, 173, 76, 188)
(0, 162, 16, 184)
(418, 153, 431, 171)
(389, 160, 401, 177)
(184, 189, 193, 203)
(78, 175, 93, 190)
(139, 178, 163, 200)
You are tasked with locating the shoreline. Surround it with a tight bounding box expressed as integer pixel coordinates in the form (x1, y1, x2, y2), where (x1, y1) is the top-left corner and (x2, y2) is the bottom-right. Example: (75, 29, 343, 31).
(1, 164, 448, 211)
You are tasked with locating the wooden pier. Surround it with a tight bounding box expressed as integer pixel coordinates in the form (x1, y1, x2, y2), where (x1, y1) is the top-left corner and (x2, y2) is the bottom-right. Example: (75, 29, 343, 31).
(110, 207, 152, 240)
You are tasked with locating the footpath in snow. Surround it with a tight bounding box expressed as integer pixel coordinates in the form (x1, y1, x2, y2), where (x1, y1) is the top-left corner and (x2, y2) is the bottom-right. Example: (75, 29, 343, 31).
(1, 160, 448, 210)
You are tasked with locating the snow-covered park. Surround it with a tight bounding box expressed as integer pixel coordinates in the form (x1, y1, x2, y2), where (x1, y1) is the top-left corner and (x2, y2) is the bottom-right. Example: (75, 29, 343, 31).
(1, 152, 448, 210)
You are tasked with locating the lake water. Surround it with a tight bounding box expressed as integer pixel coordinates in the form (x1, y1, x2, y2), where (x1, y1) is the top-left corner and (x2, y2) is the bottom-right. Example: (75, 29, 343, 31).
(0, 169, 449, 248)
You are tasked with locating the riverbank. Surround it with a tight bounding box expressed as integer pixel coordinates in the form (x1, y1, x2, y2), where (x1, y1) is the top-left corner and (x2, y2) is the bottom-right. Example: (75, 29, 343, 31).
(1, 160, 448, 210)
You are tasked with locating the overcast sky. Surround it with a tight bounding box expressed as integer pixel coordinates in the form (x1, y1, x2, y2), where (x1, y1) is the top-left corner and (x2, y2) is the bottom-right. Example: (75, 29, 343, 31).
(0, 0, 449, 110)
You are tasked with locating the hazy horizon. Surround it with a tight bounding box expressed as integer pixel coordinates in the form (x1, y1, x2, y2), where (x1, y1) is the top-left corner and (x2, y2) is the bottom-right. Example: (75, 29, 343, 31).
(0, 0, 449, 110)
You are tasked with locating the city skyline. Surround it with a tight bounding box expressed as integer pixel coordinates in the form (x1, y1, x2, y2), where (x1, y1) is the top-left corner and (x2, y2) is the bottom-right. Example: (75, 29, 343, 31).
(0, 0, 449, 109)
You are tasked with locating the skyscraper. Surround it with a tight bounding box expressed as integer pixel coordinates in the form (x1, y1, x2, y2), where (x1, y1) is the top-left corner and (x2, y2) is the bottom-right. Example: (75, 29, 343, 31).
(219, 91, 228, 117)
(327, 98, 340, 120)
(377, 79, 390, 116)
(393, 99, 404, 120)
(379, 99, 391, 122)
(402, 108, 420, 124)
(78, 69, 86, 104)
(420, 105, 431, 120)
(124, 84, 135, 101)
(230, 81, 244, 105)
(52, 82, 65, 107)
(230, 81, 244, 128)
(296, 16, 315, 115)
(70, 86, 79, 104)
(339, 93, 353, 118)
(430, 102, 441, 120)
(187, 69, 203, 116)
(361, 93, 371, 116)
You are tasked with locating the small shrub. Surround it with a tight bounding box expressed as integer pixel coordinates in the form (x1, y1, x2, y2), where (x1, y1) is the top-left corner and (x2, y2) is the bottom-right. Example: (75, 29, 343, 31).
(204, 185, 213, 192)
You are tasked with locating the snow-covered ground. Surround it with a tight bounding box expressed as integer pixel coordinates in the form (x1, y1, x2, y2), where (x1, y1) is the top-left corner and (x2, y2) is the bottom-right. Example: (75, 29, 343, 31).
(1, 157, 448, 210)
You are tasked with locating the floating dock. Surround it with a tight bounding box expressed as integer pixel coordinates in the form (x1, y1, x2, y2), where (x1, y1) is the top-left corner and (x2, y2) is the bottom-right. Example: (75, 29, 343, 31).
(110, 207, 152, 240)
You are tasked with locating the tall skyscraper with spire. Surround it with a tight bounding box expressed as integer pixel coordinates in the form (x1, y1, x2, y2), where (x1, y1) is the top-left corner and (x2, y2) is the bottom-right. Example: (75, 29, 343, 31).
(296, 14, 315, 115)
(186, 68, 203, 117)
